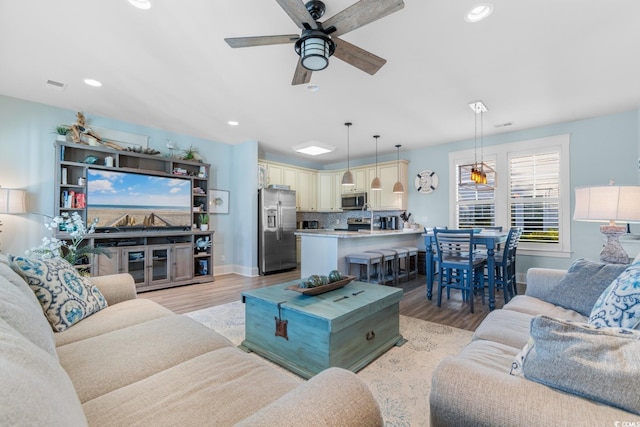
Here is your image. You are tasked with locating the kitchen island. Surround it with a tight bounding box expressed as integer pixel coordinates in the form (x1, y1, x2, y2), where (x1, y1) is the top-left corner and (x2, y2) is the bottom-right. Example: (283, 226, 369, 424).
(295, 229, 423, 278)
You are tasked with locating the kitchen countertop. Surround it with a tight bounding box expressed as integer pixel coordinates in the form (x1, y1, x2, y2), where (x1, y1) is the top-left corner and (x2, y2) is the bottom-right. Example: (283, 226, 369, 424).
(295, 229, 423, 238)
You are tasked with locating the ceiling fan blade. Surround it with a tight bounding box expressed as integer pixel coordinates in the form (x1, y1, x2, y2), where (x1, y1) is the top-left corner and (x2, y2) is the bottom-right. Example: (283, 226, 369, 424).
(225, 34, 299, 48)
(275, 0, 318, 30)
(324, 0, 405, 37)
(333, 37, 386, 75)
(292, 59, 312, 85)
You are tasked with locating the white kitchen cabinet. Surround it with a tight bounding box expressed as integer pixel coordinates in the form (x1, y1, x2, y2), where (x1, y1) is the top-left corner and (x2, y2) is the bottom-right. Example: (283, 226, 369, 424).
(317, 172, 343, 212)
(264, 163, 283, 186)
(261, 161, 317, 211)
(283, 167, 297, 190)
(367, 161, 408, 210)
(341, 167, 367, 194)
(259, 159, 408, 212)
(333, 171, 344, 210)
(297, 169, 317, 211)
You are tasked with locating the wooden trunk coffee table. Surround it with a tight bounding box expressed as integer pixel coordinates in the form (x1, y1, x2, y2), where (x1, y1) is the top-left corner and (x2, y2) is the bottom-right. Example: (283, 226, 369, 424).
(240, 280, 404, 379)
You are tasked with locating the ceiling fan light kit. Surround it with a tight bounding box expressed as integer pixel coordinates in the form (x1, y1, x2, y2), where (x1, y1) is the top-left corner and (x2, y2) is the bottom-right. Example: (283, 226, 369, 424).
(224, 0, 405, 85)
(295, 29, 335, 71)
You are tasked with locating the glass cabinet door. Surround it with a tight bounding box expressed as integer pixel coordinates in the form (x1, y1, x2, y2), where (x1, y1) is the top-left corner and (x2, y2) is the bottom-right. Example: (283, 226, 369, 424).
(124, 248, 146, 285)
(150, 247, 170, 286)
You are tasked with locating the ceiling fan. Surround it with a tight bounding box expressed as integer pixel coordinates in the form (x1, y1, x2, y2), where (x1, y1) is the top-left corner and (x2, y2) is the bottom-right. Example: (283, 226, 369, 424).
(224, 0, 405, 85)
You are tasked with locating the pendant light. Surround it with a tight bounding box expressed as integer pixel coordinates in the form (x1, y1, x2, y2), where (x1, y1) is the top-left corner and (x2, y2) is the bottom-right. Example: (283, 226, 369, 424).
(392, 144, 404, 193)
(341, 122, 354, 186)
(458, 100, 496, 190)
(370, 135, 382, 191)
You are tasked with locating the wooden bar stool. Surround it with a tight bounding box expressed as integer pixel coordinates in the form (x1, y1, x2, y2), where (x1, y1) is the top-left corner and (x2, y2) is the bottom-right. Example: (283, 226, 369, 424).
(345, 252, 382, 284)
(390, 247, 409, 282)
(366, 249, 397, 285)
(394, 246, 418, 280)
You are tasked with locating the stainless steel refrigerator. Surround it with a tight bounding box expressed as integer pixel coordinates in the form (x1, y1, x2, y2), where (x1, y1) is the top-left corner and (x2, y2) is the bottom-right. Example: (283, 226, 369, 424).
(258, 188, 297, 275)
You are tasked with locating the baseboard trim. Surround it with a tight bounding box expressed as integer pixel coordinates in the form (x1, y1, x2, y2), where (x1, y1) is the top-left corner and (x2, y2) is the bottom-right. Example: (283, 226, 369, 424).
(213, 264, 260, 277)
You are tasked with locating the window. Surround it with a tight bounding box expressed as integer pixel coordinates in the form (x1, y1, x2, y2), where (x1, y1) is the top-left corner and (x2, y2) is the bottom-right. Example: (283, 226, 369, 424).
(509, 151, 560, 244)
(449, 134, 571, 257)
(456, 159, 496, 228)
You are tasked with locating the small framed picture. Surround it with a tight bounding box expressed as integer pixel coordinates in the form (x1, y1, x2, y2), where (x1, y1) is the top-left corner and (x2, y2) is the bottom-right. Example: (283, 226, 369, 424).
(209, 189, 229, 214)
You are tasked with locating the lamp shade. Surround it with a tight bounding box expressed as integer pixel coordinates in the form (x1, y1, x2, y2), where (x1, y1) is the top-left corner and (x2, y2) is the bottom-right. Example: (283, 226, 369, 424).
(370, 176, 382, 191)
(0, 188, 26, 214)
(341, 170, 354, 186)
(393, 181, 404, 193)
(574, 186, 640, 223)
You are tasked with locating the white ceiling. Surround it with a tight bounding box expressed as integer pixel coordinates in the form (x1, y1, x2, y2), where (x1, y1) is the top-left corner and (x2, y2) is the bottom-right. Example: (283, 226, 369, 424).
(1, 0, 639, 165)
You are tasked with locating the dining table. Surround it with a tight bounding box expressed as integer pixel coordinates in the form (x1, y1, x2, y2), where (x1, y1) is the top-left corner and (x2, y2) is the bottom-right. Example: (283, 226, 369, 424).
(422, 229, 509, 311)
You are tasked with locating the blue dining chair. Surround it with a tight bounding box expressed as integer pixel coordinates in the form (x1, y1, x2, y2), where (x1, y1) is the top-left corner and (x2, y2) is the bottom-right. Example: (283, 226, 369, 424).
(433, 228, 487, 313)
(493, 227, 523, 302)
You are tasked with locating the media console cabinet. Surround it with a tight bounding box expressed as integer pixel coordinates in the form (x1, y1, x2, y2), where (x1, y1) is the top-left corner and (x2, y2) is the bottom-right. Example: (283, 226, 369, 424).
(54, 141, 214, 291)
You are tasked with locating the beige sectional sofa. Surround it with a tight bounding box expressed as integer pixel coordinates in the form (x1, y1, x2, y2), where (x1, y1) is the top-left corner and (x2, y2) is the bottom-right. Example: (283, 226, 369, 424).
(430, 265, 638, 426)
(0, 255, 383, 426)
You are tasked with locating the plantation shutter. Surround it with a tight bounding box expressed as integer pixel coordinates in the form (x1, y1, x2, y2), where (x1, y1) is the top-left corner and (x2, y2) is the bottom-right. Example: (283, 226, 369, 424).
(509, 151, 560, 244)
(456, 160, 496, 228)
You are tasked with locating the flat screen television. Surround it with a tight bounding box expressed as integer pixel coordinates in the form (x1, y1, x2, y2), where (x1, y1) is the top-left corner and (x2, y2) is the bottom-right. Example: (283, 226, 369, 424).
(87, 169, 192, 230)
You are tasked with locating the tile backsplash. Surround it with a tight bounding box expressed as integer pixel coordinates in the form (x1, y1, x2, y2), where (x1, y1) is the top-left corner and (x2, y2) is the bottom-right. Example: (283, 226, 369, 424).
(297, 209, 406, 230)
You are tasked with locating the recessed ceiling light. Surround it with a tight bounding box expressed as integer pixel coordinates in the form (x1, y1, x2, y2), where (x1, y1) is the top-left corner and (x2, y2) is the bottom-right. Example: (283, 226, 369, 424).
(83, 78, 102, 87)
(293, 142, 335, 156)
(227, 121, 239, 126)
(465, 3, 493, 22)
(128, 0, 151, 10)
(307, 84, 320, 92)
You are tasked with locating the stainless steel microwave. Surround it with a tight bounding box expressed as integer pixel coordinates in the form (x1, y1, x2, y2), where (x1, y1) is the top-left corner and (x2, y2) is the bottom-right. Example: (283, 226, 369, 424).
(341, 192, 367, 210)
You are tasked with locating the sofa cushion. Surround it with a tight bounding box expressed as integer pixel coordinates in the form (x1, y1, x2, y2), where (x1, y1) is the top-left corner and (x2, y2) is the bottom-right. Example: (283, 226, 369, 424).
(0, 256, 57, 358)
(0, 317, 88, 426)
(543, 258, 628, 316)
(589, 262, 640, 329)
(520, 315, 640, 415)
(55, 298, 173, 347)
(503, 295, 589, 321)
(9, 255, 107, 331)
(430, 339, 634, 426)
(82, 347, 302, 426)
(57, 314, 234, 402)
(473, 308, 536, 348)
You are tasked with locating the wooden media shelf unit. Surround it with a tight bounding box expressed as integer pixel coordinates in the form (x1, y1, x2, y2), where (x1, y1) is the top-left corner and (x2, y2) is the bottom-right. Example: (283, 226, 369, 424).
(54, 141, 214, 291)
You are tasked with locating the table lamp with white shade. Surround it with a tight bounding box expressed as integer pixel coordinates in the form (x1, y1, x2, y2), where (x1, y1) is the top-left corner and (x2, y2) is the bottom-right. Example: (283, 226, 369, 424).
(573, 184, 640, 264)
(0, 188, 27, 253)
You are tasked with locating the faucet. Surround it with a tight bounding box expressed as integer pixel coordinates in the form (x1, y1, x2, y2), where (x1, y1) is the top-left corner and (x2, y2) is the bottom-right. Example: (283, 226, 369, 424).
(362, 203, 374, 232)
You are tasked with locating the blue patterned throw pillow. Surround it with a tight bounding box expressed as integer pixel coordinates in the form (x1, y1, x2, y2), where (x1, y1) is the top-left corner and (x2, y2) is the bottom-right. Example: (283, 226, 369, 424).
(8, 256, 107, 332)
(589, 262, 640, 329)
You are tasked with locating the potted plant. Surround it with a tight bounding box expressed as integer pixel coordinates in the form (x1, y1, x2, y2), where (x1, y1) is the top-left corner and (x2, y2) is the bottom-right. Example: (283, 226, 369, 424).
(199, 213, 209, 231)
(54, 125, 70, 142)
(182, 145, 201, 161)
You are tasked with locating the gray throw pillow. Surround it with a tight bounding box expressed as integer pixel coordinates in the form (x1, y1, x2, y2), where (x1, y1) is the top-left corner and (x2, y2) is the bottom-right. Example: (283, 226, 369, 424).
(521, 315, 640, 415)
(545, 258, 628, 316)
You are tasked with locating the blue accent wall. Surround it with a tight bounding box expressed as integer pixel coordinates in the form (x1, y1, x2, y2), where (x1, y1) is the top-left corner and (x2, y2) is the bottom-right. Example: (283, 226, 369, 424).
(1, 94, 638, 276)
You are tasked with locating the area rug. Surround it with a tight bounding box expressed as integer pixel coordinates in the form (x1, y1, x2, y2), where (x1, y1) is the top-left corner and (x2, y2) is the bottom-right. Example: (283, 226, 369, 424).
(185, 301, 473, 427)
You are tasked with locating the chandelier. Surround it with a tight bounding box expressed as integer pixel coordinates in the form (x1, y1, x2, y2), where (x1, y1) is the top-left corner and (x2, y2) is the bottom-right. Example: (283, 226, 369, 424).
(458, 101, 496, 190)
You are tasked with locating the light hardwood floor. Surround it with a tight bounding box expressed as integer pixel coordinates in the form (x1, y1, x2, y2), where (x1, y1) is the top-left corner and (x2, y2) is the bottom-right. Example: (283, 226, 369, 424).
(141, 268, 515, 331)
